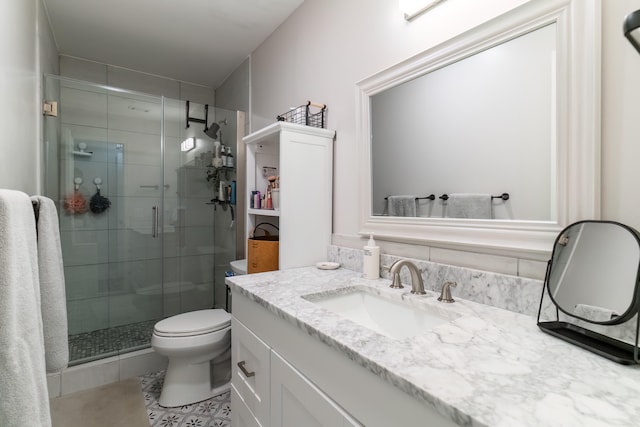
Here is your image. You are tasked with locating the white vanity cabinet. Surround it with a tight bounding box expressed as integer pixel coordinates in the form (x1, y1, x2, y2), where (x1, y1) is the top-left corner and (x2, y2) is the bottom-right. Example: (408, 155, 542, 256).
(243, 122, 334, 270)
(231, 316, 359, 427)
(230, 290, 458, 427)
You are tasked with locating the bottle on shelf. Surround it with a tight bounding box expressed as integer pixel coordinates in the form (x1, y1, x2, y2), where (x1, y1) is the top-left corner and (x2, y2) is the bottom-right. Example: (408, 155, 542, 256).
(219, 180, 227, 201)
(230, 181, 237, 205)
(212, 141, 223, 168)
(221, 144, 228, 166)
(226, 146, 234, 167)
(265, 188, 273, 209)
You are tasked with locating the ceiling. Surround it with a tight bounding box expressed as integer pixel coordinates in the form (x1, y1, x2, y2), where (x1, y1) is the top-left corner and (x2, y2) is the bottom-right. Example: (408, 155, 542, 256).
(42, 0, 305, 89)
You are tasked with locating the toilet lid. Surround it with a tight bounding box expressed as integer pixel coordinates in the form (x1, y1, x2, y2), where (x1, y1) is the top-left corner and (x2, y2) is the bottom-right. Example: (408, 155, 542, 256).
(154, 309, 231, 337)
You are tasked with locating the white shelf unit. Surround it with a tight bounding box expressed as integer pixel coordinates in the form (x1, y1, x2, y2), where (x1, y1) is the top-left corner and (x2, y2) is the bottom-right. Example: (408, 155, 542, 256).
(244, 122, 335, 270)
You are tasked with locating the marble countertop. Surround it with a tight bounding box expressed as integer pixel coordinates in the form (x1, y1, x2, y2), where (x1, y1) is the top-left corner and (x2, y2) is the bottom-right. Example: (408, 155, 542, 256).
(226, 266, 640, 427)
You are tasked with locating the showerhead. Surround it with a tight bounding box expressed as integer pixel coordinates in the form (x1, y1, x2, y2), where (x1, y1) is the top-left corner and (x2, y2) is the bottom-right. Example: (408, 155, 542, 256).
(204, 119, 228, 139)
(204, 123, 220, 139)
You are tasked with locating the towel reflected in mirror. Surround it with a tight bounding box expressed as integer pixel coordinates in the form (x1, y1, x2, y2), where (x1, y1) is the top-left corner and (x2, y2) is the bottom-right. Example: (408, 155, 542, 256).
(387, 195, 417, 217)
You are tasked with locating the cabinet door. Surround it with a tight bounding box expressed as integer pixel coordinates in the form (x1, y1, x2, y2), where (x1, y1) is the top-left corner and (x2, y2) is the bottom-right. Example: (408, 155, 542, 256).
(232, 317, 271, 424)
(270, 351, 361, 427)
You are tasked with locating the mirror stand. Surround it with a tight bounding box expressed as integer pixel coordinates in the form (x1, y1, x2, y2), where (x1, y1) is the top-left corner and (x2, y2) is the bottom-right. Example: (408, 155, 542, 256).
(537, 267, 640, 365)
(537, 318, 640, 365)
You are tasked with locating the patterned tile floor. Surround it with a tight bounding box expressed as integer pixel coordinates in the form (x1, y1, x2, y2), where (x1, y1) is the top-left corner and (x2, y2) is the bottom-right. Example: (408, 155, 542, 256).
(68, 319, 158, 365)
(140, 370, 231, 427)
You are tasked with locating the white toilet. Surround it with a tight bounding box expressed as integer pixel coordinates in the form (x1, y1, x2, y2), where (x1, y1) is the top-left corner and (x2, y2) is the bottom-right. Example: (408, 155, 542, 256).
(230, 258, 247, 275)
(151, 309, 231, 407)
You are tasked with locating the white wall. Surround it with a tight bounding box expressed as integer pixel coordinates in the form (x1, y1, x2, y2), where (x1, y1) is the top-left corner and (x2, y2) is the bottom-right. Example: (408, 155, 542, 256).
(216, 57, 251, 128)
(249, 0, 548, 275)
(0, 0, 58, 195)
(602, 1, 640, 229)
(247, 0, 640, 278)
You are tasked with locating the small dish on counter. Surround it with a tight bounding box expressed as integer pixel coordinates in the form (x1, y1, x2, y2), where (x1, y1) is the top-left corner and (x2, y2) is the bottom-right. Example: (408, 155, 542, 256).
(316, 261, 340, 270)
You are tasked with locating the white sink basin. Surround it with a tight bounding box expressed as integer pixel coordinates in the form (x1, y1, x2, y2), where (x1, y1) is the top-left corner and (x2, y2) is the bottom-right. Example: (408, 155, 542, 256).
(306, 289, 454, 340)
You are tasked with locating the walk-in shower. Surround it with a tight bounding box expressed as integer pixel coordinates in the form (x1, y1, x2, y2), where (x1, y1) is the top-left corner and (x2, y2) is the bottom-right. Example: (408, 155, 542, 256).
(43, 75, 242, 365)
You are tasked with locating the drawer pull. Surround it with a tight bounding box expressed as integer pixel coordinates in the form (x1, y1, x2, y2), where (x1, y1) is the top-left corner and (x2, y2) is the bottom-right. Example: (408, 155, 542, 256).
(237, 361, 255, 378)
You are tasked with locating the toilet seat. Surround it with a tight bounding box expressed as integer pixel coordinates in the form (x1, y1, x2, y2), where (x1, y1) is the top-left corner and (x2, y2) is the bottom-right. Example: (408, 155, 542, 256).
(154, 309, 231, 337)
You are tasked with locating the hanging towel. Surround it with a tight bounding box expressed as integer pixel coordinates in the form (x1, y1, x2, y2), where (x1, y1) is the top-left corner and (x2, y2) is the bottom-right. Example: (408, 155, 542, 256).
(446, 193, 492, 219)
(0, 190, 51, 427)
(31, 196, 69, 373)
(387, 195, 417, 217)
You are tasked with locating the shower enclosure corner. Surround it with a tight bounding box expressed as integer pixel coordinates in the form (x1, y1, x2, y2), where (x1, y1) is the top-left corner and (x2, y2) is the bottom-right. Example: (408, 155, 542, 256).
(43, 75, 242, 365)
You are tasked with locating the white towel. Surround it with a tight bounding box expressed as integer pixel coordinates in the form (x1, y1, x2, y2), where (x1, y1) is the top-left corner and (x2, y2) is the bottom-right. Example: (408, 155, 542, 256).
(387, 195, 417, 217)
(574, 304, 618, 322)
(31, 196, 69, 373)
(446, 193, 492, 219)
(0, 190, 51, 427)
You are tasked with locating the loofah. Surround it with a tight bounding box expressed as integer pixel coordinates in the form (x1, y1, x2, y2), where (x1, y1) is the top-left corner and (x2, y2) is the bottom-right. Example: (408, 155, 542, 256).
(63, 190, 88, 214)
(89, 189, 111, 214)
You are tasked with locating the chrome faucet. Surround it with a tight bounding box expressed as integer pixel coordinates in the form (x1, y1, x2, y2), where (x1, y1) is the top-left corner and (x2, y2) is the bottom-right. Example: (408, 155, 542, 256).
(438, 281, 457, 303)
(388, 260, 426, 295)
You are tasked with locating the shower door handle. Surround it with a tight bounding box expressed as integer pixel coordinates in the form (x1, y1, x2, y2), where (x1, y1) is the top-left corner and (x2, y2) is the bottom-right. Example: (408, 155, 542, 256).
(152, 206, 159, 238)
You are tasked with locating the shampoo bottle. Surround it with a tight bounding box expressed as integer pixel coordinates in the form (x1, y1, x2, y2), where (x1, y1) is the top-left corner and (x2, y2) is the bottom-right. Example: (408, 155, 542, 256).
(363, 234, 380, 279)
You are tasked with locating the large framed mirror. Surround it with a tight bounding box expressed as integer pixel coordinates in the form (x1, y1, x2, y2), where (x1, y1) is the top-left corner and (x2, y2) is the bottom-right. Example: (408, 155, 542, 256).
(356, 0, 601, 257)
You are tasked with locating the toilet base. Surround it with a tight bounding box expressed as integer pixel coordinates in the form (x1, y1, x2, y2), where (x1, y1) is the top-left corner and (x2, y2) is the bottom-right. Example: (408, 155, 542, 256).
(158, 349, 231, 408)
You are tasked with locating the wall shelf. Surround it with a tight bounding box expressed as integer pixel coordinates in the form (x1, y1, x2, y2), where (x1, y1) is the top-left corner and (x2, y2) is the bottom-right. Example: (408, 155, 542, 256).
(248, 208, 280, 217)
(244, 122, 335, 270)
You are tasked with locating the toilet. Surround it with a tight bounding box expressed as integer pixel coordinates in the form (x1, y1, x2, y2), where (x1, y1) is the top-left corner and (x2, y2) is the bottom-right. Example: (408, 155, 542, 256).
(151, 309, 231, 407)
(230, 258, 247, 275)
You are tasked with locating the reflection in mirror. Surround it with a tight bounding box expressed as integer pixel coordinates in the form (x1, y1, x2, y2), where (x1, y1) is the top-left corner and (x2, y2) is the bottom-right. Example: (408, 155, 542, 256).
(547, 221, 640, 324)
(371, 23, 556, 220)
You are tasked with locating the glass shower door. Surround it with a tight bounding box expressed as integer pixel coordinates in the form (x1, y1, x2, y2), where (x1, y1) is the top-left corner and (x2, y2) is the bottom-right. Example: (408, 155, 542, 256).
(162, 101, 238, 315)
(44, 75, 165, 364)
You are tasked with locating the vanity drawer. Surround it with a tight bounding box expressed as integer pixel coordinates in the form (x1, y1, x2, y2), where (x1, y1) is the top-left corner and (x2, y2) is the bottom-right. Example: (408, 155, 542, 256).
(232, 316, 271, 424)
(231, 384, 262, 427)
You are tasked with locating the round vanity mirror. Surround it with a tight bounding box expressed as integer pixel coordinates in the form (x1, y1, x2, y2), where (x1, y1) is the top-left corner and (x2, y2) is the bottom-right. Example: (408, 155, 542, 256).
(546, 220, 640, 325)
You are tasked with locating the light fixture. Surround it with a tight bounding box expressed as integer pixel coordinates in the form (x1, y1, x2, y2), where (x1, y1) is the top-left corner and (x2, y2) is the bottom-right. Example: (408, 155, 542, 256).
(624, 9, 640, 54)
(399, 0, 445, 21)
(181, 137, 195, 152)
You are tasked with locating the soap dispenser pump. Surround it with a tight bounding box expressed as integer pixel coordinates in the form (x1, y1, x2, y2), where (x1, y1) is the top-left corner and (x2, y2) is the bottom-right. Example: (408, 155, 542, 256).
(363, 234, 380, 279)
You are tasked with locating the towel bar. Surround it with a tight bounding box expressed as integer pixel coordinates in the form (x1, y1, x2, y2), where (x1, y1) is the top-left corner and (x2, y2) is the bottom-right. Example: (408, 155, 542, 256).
(384, 194, 435, 201)
(439, 193, 510, 201)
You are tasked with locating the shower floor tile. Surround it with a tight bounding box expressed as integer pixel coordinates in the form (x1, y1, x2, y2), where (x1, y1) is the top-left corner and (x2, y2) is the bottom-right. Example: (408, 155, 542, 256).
(68, 319, 159, 365)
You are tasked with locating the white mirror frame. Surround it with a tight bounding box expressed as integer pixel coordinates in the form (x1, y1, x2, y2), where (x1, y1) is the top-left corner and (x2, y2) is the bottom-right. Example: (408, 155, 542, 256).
(357, 0, 601, 258)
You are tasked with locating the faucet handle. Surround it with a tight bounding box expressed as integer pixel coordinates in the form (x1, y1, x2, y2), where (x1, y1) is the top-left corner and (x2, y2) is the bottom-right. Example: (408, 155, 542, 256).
(438, 281, 457, 303)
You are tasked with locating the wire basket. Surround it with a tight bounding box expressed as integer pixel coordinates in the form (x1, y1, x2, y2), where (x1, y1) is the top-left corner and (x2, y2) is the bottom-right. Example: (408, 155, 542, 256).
(277, 101, 326, 128)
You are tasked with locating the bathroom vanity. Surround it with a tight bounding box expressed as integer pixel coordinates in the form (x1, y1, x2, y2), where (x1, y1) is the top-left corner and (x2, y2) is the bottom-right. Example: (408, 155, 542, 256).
(227, 266, 640, 427)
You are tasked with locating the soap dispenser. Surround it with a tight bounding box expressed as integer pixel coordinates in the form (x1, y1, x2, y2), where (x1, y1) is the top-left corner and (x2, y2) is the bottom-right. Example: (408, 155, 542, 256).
(363, 234, 380, 279)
